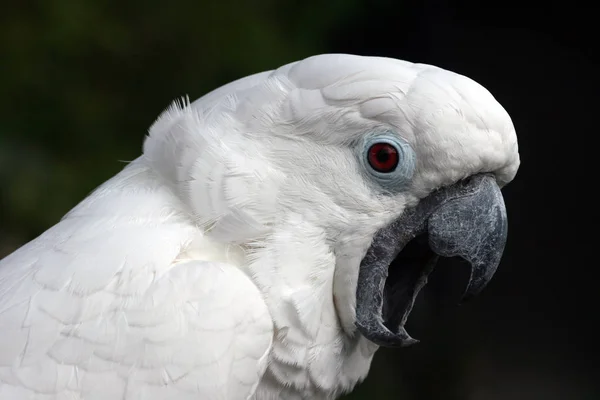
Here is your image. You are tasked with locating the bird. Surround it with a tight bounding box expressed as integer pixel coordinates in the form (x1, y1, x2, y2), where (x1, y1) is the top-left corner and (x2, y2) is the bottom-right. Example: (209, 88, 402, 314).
(0, 53, 519, 399)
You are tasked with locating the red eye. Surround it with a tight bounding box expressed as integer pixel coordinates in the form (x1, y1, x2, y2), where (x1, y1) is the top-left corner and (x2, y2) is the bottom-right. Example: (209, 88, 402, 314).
(367, 143, 399, 173)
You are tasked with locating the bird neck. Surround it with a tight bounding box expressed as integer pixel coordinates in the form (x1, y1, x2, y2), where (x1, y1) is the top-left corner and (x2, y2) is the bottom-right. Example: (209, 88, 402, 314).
(242, 216, 378, 398)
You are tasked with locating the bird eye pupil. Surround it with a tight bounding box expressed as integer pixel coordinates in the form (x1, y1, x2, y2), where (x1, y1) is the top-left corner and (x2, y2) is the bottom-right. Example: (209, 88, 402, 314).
(376, 149, 390, 163)
(367, 143, 399, 173)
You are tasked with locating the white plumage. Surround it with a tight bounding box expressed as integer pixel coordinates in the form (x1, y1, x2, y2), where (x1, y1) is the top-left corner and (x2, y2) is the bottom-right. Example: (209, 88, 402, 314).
(0, 54, 519, 399)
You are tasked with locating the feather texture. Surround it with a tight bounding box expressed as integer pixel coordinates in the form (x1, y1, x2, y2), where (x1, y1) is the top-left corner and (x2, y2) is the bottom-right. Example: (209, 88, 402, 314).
(0, 163, 272, 399)
(1, 54, 519, 399)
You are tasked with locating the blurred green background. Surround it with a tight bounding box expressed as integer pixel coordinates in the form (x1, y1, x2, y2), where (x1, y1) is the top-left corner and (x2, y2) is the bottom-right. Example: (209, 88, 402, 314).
(0, 0, 361, 250)
(1, 0, 597, 399)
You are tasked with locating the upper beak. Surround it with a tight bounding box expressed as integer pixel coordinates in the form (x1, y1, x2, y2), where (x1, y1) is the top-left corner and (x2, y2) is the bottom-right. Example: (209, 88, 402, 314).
(355, 174, 508, 347)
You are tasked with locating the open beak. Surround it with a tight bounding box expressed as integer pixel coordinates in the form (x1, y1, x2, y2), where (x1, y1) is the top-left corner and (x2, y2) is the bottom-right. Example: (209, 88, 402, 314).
(355, 173, 508, 347)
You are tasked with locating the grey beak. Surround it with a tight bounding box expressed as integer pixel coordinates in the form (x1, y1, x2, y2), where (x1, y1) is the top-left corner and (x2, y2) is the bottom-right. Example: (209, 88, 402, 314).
(355, 174, 508, 347)
(428, 174, 508, 301)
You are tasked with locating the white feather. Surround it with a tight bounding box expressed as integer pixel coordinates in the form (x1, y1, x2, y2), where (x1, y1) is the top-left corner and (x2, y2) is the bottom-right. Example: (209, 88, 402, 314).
(0, 163, 272, 400)
(0, 53, 519, 399)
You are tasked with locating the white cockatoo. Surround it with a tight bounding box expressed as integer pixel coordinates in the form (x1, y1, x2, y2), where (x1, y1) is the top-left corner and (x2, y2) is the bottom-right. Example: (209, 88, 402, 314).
(0, 54, 519, 400)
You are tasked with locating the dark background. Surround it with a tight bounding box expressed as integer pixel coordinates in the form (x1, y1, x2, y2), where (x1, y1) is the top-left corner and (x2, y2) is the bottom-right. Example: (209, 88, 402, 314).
(0, 1, 596, 399)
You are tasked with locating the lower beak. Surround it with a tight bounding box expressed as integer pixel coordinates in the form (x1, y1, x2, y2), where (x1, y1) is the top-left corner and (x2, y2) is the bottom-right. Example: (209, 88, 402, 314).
(355, 174, 508, 347)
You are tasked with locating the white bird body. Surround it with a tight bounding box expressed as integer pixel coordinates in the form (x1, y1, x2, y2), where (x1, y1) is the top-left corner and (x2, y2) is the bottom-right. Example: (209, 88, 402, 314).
(0, 54, 519, 399)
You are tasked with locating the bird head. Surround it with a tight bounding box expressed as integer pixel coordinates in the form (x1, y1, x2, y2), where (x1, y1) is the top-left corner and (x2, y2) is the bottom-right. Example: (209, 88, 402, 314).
(143, 54, 519, 348)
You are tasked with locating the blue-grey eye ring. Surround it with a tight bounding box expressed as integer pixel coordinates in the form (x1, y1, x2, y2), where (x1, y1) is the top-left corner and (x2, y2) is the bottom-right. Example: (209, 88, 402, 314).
(360, 133, 416, 191)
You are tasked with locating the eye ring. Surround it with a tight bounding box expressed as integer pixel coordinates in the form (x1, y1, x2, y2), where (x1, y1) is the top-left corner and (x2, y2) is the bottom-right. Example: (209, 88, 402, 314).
(367, 142, 399, 173)
(359, 132, 416, 192)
